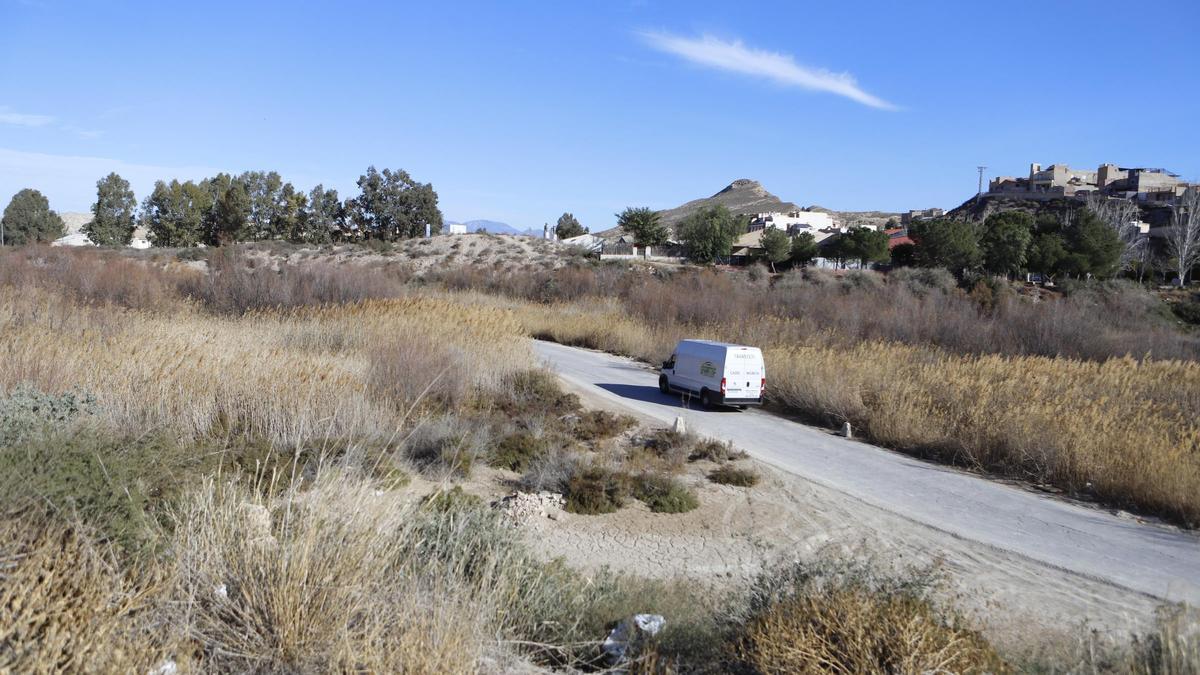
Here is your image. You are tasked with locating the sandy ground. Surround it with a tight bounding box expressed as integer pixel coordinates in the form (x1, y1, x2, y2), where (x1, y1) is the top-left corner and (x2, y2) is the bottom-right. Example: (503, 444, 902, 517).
(233, 233, 575, 275)
(501, 342, 1200, 653)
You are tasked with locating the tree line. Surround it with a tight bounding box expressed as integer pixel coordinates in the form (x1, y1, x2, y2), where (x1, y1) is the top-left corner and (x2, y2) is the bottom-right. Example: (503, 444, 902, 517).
(609, 195, 1200, 284)
(0, 166, 443, 247)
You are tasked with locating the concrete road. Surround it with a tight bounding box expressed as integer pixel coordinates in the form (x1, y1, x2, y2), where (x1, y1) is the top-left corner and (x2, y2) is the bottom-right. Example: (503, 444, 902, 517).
(533, 339, 1200, 604)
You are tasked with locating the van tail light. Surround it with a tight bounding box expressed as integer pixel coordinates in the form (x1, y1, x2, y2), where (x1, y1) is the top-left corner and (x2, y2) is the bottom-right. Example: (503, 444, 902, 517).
(720, 378, 727, 395)
(761, 377, 766, 393)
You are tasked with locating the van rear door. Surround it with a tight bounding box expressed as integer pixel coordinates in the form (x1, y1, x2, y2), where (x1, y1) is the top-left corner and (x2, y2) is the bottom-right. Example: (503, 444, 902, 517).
(723, 348, 763, 399)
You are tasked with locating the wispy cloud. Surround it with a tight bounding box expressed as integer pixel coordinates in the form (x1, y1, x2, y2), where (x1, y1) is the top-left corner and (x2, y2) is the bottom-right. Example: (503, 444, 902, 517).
(640, 32, 897, 110)
(62, 125, 104, 140)
(0, 106, 55, 127)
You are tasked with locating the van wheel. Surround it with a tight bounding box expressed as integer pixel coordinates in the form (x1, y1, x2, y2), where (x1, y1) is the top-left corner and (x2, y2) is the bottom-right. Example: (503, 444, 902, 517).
(658, 375, 670, 394)
(700, 389, 712, 408)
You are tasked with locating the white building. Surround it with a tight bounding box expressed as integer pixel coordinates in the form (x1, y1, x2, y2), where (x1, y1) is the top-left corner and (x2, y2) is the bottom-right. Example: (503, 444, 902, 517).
(747, 210, 834, 234)
(561, 232, 603, 251)
(446, 223, 468, 235)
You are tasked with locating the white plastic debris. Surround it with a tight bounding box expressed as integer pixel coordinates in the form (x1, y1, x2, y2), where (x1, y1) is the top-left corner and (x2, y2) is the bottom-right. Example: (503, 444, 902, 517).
(148, 659, 178, 675)
(672, 416, 686, 434)
(602, 613, 666, 665)
(842, 422, 853, 439)
(214, 584, 228, 599)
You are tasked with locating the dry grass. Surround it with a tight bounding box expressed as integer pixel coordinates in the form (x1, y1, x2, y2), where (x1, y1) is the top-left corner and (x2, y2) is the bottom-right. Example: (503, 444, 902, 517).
(0, 287, 530, 447)
(2, 248, 1196, 670)
(736, 566, 1006, 674)
(170, 476, 491, 672)
(505, 297, 1200, 526)
(0, 515, 173, 673)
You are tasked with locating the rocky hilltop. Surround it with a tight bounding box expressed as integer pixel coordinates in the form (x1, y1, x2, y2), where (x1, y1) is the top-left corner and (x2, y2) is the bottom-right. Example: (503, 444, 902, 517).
(656, 179, 799, 227)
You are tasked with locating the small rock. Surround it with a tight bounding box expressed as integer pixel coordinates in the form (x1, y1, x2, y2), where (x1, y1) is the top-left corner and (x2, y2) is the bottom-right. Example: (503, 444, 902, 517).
(492, 491, 566, 526)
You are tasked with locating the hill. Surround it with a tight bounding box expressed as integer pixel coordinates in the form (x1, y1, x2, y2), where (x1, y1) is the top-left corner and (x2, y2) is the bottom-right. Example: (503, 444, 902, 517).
(657, 179, 799, 227)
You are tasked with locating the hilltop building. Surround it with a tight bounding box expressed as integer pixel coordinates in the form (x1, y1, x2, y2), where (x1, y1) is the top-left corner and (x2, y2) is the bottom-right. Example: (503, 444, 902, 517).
(989, 163, 1191, 203)
(446, 223, 468, 235)
(900, 208, 944, 225)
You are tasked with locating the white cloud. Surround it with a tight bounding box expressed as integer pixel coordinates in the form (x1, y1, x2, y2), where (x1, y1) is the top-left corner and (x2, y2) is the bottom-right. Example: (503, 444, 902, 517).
(0, 106, 55, 127)
(0, 148, 220, 212)
(640, 32, 897, 110)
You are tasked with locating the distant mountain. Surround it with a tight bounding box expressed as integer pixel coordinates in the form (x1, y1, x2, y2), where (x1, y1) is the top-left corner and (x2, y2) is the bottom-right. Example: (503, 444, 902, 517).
(450, 219, 541, 236)
(657, 179, 800, 227)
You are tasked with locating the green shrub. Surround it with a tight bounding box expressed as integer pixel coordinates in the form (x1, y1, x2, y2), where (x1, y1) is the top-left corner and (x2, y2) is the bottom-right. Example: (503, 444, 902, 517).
(420, 485, 485, 512)
(888, 267, 957, 296)
(1173, 296, 1200, 326)
(495, 370, 581, 418)
(565, 466, 631, 515)
(405, 420, 478, 478)
(0, 384, 97, 447)
(573, 410, 637, 441)
(633, 473, 699, 514)
(489, 432, 549, 472)
(0, 431, 210, 556)
(708, 465, 760, 487)
(363, 238, 394, 254)
(643, 429, 693, 465)
(645, 429, 745, 464)
(689, 438, 747, 462)
(175, 247, 209, 262)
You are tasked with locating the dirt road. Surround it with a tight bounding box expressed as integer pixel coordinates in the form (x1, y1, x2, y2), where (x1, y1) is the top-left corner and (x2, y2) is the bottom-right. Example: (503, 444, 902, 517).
(531, 339, 1200, 636)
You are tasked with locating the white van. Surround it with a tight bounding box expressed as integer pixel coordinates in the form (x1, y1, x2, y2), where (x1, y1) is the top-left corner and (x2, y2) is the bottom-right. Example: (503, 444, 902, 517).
(658, 340, 765, 408)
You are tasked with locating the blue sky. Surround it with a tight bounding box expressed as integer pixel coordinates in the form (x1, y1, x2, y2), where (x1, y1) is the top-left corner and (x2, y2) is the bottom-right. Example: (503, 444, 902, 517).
(2, 0, 1198, 229)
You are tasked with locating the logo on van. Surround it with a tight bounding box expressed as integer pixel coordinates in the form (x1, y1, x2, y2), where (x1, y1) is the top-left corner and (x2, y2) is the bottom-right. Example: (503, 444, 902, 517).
(699, 361, 717, 377)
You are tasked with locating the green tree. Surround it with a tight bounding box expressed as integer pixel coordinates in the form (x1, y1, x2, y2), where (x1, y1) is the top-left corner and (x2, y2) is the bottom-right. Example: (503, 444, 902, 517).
(275, 183, 310, 242)
(84, 173, 137, 246)
(554, 212, 586, 239)
(890, 242, 917, 267)
(677, 204, 743, 264)
(1063, 208, 1123, 279)
(348, 166, 443, 240)
(840, 227, 890, 268)
(789, 231, 818, 265)
(1027, 232, 1067, 278)
(980, 211, 1034, 278)
(238, 171, 285, 240)
(909, 219, 981, 273)
(141, 180, 212, 247)
(306, 184, 345, 242)
(760, 227, 791, 272)
(616, 206, 668, 247)
(1, 189, 65, 245)
(202, 173, 250, 244)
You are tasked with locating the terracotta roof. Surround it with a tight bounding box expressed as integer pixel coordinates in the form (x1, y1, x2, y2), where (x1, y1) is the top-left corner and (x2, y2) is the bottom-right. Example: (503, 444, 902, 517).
(886, 228, 913, 249)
